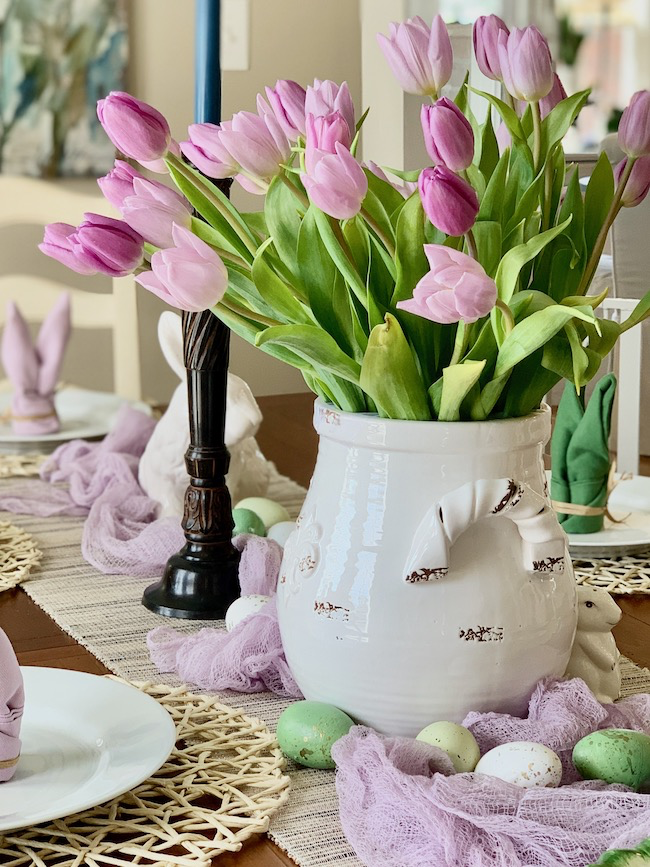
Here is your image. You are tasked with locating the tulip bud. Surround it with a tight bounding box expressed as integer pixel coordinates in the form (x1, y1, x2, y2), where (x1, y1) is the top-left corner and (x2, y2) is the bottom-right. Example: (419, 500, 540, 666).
(538, 73, 568, 119)
(378, 14, 452, 98)
(97, 160, 145, 210)
(473, 15, 510, 81)
(181, 121, 239, 179)
(301, 143, 368, 219)
(97, 91, 172, 162)
(618, 90, 650, 159)
(121, 178, 192, 248)
(219, 109, 291, 191)
(421, 98, 474, 172)
(136, 224, 228, 312)
(497, 26, 554, 103)
(396, 245, 497, 324)
(39, 223, 97, 275)
(418, 166, 479, 237)
(615, 156, 650, 207)
(304, 80, 355, 137)
(305, 111, 352, 174)
(70, 213, 144, 276)
(265, 79, 307, 141)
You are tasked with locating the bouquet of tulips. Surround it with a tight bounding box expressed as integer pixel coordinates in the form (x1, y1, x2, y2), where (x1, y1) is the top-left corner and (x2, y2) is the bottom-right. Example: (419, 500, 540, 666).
(41, 14, 650, 422)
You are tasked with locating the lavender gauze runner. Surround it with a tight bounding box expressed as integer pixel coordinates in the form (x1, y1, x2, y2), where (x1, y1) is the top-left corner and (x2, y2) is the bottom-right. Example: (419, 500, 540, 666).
(0, 405, 184, 577)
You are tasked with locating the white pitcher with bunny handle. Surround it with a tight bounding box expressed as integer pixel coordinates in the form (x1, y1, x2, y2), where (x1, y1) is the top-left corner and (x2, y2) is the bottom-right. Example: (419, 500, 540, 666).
(277, 400, 577, 736)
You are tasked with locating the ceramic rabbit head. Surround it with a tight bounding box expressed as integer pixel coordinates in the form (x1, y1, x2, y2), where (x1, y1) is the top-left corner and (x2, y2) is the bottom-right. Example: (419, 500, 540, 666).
(576, 586, 622, 632)
(138, 312, 271, 517)
(0, 293, 71, 436)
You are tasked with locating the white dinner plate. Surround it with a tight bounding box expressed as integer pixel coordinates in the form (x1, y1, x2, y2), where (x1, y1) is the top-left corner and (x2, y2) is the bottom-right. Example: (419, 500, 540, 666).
(0, 387, 151, 454)
(0, 667, 176, 832)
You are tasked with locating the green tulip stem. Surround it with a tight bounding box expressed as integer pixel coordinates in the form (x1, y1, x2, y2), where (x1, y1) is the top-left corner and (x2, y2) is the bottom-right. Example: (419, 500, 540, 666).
(279, 172, 310, 209)
(465, 228, 479, 260)
(542, 149, 555, 231)
(504, 92, 516, 112)
(330, 218, 368, 308)
(531, 101, 543, 173)
(449, 320, 468, 365)
(578, 155, 636, 295)
(360, 207, 396, 257)
(219, 296, 280, 328)
(495, 298, 515, 335)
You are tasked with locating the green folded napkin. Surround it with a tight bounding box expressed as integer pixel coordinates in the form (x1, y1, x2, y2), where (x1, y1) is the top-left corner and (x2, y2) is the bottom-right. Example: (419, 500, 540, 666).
(550, 373, 617, 534)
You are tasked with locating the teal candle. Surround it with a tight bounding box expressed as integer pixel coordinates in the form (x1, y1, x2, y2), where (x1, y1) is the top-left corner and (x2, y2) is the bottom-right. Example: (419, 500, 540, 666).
(195, 0, 221, 124)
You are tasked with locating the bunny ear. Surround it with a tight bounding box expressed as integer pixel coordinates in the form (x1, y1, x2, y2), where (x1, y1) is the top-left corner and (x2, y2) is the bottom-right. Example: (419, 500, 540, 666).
(1, 301, 39, 392)
(158, 311, 185, 381)
(36, 292, 72, 396)
(225, 372, 263, 445)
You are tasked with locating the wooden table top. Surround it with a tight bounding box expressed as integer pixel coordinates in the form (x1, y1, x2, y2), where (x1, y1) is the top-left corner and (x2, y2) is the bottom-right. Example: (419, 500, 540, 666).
(0, 391, 649, 866)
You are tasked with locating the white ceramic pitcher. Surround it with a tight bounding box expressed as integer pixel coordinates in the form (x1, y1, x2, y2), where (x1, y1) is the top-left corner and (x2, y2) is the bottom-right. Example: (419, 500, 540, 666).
(277, 401, 577, 736)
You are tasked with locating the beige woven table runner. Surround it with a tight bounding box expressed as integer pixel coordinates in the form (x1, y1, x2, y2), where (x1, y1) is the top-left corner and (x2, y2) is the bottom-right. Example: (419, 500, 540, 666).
(3, 470, 650, 867)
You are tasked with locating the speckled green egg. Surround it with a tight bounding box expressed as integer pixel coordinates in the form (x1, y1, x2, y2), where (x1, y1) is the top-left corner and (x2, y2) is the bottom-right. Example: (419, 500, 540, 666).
(589, 837, 650, 865)
(234, 497, 291, 531)
(573, 729, 650, 790)
(276, 701, 355, 769)
(416, 721, 480, 772)
(232, 508, 266, 537)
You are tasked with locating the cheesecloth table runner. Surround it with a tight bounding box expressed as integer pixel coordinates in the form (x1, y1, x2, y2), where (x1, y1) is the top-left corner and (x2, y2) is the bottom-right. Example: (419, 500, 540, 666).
(4, 473, 650, 867)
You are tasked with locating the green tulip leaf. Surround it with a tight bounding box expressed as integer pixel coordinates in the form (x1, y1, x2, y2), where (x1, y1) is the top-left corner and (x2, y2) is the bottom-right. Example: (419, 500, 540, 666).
(478, 150, 509, 223)
(251, 238, 313, 325)
(479, 111, 500, 179)
(364, 168, 406, 227)
(312, 207, 368, 305)
(438, 360, 487, 421)
(584, 152, 615, 255)
(265, 175, 306, 286)
(255, 324, 361, 385)
(540, 90, 590, 153)
(470, 87, 525, 144)
(495, 217, 572, 302)
(619, 289, 650, 332)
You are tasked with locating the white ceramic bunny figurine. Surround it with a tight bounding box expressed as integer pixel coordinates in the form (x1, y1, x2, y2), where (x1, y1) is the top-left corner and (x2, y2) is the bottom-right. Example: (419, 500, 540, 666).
(564, 586, 622, 703)
(0, 293, 71, 436)
(138, 311, 271, 517)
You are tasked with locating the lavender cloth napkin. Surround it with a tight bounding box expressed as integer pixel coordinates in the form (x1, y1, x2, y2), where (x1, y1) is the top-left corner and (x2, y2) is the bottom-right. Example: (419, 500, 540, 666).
(0, 628, 23, 782)
(1, 293, 71, 436)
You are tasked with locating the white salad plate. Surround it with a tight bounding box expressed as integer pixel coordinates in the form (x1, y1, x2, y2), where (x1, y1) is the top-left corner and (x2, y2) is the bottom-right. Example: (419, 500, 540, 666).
(0, 387, 151, 454)
(0, 667, 176, 832)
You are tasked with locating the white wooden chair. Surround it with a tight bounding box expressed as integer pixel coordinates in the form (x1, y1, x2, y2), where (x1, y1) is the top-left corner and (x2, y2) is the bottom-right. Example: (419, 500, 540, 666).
(0, 176, 142, 401)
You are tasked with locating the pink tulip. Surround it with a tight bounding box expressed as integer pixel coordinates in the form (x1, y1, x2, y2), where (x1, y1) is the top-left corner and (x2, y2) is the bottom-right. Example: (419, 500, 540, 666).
(396, 245, 497, 324)
(421, 98, 474, 172)
(473, 15, 510, 81)
(301, 143, 368, 219)
(97, 91, 172, 162)
(136, 224, 228, 312)
(304, 80, 355, 137)
(41, 214, 144, 277)
(538, 73, 567, 119)
(618, 90, 650, 159)
(616, 156, 650, 207)
(121, 177, 192, 248)
(219, 108, 291, 190)
(97, 160, 145, 210)
(377, 14, 452, 97)
(366, 161, 417, 197)
(304, 111, 352, 174)
(497, 26, 554, 103)
(139, 138, 182, 174)
(265, 79, 307, 141)
(418, 166, 479, 236)
(39, 223, 97, 275)
(180, 121, 239, 179)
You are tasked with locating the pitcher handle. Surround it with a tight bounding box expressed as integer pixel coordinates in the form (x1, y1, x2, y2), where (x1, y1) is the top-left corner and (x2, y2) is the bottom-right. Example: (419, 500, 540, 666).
(403, 478, 566, 584)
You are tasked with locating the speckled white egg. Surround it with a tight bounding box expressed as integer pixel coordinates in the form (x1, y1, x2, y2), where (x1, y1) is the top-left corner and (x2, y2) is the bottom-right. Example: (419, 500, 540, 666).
(234, 497, 291, 531)
(225, 594, 271, 632)
(416, 721, 480, 772)
(474, 741, 562, 789)
(267, 521, 296, 548)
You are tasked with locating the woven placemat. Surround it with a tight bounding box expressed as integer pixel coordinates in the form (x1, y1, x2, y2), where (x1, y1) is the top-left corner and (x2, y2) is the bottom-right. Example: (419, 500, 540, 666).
(0, 678, 290, 867)
(574, 551, 650, 594)
(0, 454, 44, 478)
(0, 521, 41, 591)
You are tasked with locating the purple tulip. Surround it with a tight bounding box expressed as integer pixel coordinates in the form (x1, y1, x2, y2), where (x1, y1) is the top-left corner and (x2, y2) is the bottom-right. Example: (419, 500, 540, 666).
(538, 73, 568, 119)
(473, 15, 510, 81)
(139, 137, 182, 174)
(418, 166, 479, 236)
(616, 156, 650, 207)
(121, 177, 192, 248)
(181, 121, 239, 179)
(618, 90, 650, 159)
(304, 111, 352, 174)
(219, 108, 291, 191)
(304, 80, 355, 137)
(136, 224, 228, 312)
(377, 14, 452, 97)
(97, 91, 172, 162)
(39, 223, 97, 275)
(265, 79, 307, 141)
(301, 143, 368, 219)
(366, 161, 417, 197)
(396, 245, 497, 325)
(497, 26, 554, 103)
(97, 160, 145, 210)
(421, 98, 474, 172)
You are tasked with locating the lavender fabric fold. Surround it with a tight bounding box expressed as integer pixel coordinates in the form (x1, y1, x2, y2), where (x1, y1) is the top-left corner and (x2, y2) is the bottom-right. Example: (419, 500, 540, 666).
(0, 628, 23, 782)
(1, 294, 71, 436)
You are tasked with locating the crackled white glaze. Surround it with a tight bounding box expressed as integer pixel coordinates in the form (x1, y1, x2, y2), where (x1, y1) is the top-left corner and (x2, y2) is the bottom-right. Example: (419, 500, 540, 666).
(277, 401, 577, 736)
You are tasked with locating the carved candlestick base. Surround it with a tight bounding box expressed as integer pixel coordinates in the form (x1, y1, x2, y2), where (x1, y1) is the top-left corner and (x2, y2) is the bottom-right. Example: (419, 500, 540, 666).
(142, 309, 241, 619)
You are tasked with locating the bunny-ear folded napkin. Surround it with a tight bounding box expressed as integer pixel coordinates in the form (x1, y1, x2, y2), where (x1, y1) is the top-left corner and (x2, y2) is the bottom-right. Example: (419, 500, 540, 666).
(1, 293, 71, 436)
(551, 373, 617, 534)
(0, 628, 23, 782)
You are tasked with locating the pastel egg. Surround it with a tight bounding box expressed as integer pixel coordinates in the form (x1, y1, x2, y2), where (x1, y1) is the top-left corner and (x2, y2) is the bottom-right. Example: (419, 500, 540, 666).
(573, 729, 650, 790)
(225, 594, 271, 632)
(232, 508, 266, 537)
(474, 741, 562, 789)
(416, 721, 480, 773)
(267, 521, 296, 548)
(234, 497, 291, 531)
(276, 700, 355, 769)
